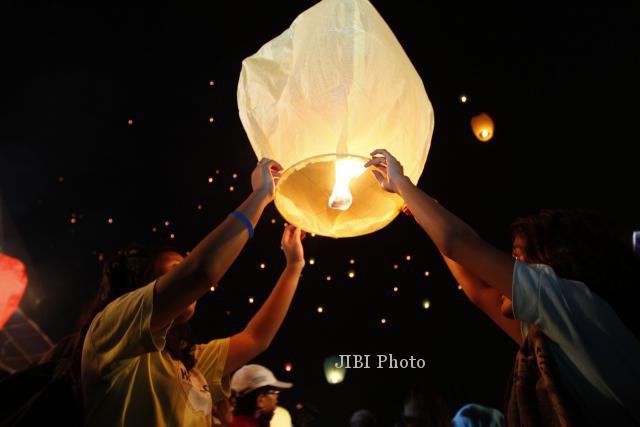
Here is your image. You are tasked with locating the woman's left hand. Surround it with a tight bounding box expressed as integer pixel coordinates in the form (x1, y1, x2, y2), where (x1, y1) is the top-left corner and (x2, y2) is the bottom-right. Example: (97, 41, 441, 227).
(281, 225, 306, 266)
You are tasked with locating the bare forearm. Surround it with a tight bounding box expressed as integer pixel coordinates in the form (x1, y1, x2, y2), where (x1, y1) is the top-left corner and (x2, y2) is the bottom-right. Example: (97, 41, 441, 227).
(442, 253, 484, 301)
(396, 177, 514, 296)
(441, 252, 522, 344)
(396, 177, 477, 258)
(152, 190, 270, 330)
(244, 262, 304, 349)
(188, 189, 270, 285)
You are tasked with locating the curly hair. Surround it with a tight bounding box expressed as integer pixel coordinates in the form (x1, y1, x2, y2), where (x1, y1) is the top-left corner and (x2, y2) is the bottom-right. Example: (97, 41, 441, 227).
(510, 209, 640, 339)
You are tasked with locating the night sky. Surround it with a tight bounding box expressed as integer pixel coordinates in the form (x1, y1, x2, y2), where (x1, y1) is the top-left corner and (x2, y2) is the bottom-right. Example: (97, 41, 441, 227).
(1, 2, 638, 425)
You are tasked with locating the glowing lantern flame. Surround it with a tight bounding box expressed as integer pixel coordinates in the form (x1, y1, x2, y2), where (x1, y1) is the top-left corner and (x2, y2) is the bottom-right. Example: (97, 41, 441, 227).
(471, 113, 495, 142)
(328, 159, 366, 211)
(328, 371, 343, 384)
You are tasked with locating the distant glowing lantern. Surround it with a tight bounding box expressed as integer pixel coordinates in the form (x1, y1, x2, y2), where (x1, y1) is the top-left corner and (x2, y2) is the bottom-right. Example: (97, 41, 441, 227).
(238, 0, 433, 238)
(284, 362, 293, 372)
(323, 355, 346, 384)
(0, 253, 27, 329)
(422, 298, 431, 310)
(471, 113, 495, 142)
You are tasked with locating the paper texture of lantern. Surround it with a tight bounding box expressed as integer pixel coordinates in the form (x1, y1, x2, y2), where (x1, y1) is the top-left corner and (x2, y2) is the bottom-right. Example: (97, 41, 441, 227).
(471, 112, 495, 142)
(238, 0, 434, 238)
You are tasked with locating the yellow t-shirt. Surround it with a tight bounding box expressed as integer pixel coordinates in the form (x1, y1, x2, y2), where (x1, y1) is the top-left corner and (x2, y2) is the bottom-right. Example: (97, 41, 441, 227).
(82, 281, 230, 426)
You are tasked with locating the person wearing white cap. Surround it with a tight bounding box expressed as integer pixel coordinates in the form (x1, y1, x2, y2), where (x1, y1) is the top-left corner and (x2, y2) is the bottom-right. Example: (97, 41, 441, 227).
(230, 365, 292, 427)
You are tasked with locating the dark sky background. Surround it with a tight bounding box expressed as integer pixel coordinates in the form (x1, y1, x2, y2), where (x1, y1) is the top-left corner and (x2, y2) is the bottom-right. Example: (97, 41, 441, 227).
(1, 1, 638, 425)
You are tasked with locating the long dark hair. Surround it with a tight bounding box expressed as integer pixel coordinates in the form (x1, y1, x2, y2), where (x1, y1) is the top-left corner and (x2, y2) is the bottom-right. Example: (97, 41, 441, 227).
(510, 209, 640, 339)
(72, 245, 197, 378)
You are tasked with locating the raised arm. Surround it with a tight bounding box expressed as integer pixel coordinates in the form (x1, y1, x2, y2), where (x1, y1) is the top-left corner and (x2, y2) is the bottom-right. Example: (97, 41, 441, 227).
(441, 253, 522, 345)
(365, 149, 514, 299)
(224, 225, 305, 374)
(150, 159, 283, 331)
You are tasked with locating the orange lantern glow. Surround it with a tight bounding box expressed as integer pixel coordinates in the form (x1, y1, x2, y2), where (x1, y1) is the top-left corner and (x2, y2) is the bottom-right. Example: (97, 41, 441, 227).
(471, 113, 495, 142)
(0, 253, 27, 329)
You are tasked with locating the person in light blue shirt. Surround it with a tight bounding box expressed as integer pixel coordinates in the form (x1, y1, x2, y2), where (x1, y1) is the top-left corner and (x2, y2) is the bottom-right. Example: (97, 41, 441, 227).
(366, 149, 640, 426)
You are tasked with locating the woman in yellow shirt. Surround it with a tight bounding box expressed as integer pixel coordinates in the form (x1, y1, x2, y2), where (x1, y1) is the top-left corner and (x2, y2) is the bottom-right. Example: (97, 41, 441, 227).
(79, 159, 306, 426)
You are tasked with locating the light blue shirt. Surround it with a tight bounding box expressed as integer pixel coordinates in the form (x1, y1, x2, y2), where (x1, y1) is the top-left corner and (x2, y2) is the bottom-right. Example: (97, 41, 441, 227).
(452, 403, 504, 427)
(512, 261, 640, 426)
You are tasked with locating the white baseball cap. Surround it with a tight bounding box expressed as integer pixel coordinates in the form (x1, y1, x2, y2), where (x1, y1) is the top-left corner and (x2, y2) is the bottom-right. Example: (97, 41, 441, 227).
(231, 364, 293, 396)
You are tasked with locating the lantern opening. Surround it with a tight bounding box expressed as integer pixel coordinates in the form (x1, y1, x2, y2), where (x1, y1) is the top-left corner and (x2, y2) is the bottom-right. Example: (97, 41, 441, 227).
(274, 154, 405, 238)
(328, 159, 366, 211)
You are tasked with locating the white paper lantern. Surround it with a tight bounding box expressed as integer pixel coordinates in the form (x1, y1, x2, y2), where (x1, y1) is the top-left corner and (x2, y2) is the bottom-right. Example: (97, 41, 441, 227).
(238, 0, 434, 237)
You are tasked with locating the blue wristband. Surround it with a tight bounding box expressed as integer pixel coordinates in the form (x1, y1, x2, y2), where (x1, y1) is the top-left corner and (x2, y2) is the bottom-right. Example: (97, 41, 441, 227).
(231, 211, 254, 238)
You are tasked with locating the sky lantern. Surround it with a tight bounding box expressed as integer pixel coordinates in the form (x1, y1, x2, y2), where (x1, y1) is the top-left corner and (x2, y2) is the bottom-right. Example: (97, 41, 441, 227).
(471, 112, 495, 142)
(0, 253, 27, 329)
(238, 0, 434, 238)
